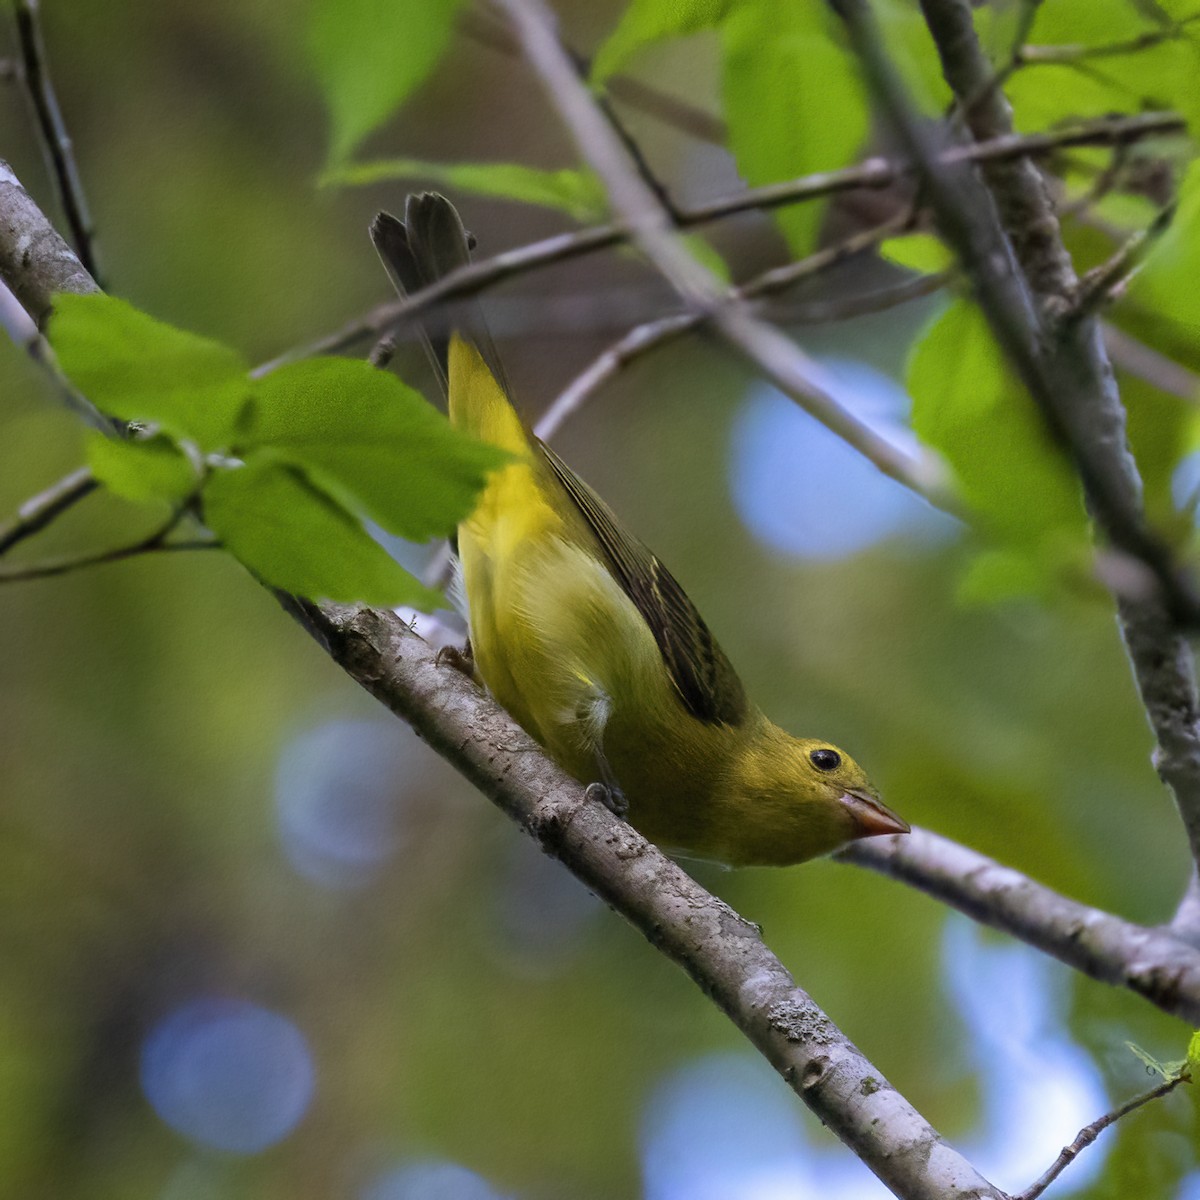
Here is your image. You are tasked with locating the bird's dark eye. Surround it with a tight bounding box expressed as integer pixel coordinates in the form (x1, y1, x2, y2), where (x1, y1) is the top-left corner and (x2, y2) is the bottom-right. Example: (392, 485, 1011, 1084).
(810, 748, 841, 772)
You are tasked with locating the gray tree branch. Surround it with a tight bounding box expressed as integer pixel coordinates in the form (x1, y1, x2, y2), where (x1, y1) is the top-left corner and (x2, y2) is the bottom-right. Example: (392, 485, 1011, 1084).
(843, 830, 1200, 1023)
(5, 101, 1200, 1194)
(828, 0, 1200, 887)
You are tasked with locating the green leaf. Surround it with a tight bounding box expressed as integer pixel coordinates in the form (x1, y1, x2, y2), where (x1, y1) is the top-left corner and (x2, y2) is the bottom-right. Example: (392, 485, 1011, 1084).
(1130, 159, 1200, 334)
(880, 234, 954, 276)
(875, 0, 953, 114)
(308, 0, 466, 164)
(87, 433, 201, 505)
(907, 299, 1088, 592)
(720, 3, 868, 256)
(1008, 0, 1200, 134)
(204, 456, 442, 608)
(1188, 1031, 1200, 1072)
(322, 159, 607, 222)
(1127, 1041, 1187, 1081)
(237, 357, 509, 541)
(591, 0, 734, 83)
(49, 293, 250, 450)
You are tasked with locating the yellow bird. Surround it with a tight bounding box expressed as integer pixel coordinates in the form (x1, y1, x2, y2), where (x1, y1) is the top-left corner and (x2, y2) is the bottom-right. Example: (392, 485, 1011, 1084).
(371, 194, 908, 867)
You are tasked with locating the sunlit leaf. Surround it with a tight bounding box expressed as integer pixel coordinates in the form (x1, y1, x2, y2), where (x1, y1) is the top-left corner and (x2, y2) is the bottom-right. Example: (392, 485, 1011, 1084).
(309, 0, 466, 163)
(86, 433, 201, 505)
(322, 159, 606, 222)
(1008, 0, 1200, 133)
(591, 0, 734, 83)
(720, 3, 868, 256)
(204, 456, 442, 608)
(880, 234, 954, 275)
(237, 357, 509, 542)
(907, 299, 1088, 596)
(50, 293, 250, 450)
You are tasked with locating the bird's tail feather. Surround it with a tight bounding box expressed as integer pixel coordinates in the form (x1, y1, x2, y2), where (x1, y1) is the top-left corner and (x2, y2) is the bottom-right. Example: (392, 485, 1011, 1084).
(370, 193, 509, 403)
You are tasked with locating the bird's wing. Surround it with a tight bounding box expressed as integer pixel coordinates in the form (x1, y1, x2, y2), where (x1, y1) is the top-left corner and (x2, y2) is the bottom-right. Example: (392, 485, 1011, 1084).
(538, 439, 748, 727)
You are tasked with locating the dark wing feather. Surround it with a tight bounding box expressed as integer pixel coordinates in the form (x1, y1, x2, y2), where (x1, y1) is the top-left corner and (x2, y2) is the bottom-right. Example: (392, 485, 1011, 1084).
(539, 440, 748, 727)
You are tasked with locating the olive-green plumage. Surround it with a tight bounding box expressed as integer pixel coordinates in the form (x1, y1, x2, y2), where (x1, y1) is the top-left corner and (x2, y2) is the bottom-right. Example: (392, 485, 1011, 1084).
(372, 194, 908, 866)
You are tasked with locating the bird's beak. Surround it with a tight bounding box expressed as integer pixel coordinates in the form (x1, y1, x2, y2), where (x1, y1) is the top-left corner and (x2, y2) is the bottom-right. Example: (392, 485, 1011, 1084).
(838, 789, 910, 839)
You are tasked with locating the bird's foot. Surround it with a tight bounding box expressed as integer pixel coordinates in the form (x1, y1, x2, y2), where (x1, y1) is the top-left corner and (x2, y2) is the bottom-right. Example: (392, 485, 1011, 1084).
(436, 640, 475, 676)
(585, 781, 628, 820)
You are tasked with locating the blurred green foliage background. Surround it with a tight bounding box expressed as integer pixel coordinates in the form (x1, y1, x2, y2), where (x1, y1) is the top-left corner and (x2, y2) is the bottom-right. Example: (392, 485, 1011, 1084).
(2, 1, 1199, 1197)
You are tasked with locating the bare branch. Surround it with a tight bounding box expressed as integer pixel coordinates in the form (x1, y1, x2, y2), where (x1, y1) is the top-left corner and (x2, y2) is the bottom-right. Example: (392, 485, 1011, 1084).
(1070, 202, 1175, 319)
(1014, 1072, 1190, 1200)
(828, 0, 1200, 881)
(0, 465, 96, 557)
(843, 829, 1200, 1024)
(534, 211, 960, 520)
(258, 112, 1183, 374)
(459, 5, 728, 145)
(494, 0, 957, 512)
(10, 0, 101, 283)
(0, 521, 216, 584)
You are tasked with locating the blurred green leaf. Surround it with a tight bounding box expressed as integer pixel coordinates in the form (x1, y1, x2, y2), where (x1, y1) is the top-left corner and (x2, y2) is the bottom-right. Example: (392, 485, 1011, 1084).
(720, 3, 868, 256)
(875, 0, 953, 113)
(908, 299, 1088, 596)
(1188, 1030, 1200, 1071)
(204, 456, 441, 607)
(1007, 0, 1200, 133)
(237, 357, 509, 541)
(49, 293, 250, 449)
(591, 0, 734, 83)
(880, 233, 954, 275)
(322, 159, 607, 222)
(309, 0, 466, 163)
(86, 433, 201, 505)
(1130, 159, 1200, 334)
(679, 233, 730, 284)
(1120, 373, 1195, 536)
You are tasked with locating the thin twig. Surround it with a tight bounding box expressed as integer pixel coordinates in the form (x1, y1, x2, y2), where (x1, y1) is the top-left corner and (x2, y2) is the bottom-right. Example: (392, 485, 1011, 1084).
(255, 112, 1184, 376)
(535, 210, 938, 458)
(0, 465, 96, 557)
(11, 0, 101, 283)
(460, 5, 728, 145)
(0, 529, 217, 584)
(496, 0, 955, 507)
(766, 268, 950, 324)
(1014, 1073, 1189, 1200)
(1070, 201, 1176, 319)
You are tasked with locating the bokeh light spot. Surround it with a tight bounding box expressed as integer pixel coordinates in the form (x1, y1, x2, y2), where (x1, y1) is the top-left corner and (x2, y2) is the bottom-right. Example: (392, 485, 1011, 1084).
(942, 918, 1108, 1194)
(362, 1158, 508, 1200)
(140, 998, 315, 1154)
(276, 718, 413, 888)
(729, 364, 955, 560)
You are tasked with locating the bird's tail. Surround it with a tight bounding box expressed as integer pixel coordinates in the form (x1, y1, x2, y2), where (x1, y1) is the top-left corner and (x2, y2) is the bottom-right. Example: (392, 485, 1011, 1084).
(370, 193, 529, 458)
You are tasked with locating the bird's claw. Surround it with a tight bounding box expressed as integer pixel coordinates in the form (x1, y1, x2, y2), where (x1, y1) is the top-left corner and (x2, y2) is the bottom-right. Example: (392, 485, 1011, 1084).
(436, 640, 475, 676)
(585, 781, 628, 820)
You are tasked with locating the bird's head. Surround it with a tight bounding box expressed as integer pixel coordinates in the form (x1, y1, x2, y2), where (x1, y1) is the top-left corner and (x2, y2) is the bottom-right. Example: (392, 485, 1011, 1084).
(720, 723, 908, 866)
